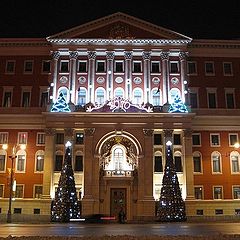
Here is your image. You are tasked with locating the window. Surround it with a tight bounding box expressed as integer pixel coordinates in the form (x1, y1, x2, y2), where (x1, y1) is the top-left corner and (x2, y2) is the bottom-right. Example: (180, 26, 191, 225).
(229, 134, 238, 146)
(75, 133, 84, 145)
(151, 61, 160, 73)
(34, 185, 43, 198)
(230, 152, 240, 173)
(226, 92, 235, 109)
(96, 88, 105, 105)
(54, 153, 63, 171)
(210, 134, 220, 146)
(14, 208, 22, 214)
(42, 60, 51, 73)
(215, 209, 223, 215)
(55, 133, 64, 144)
(36, 132, 45, 145)
(0, 132, 8, 144)
(16, 151, 26, 172)
(18, 132, 27, 145)
(205, 62, 215, 75)
(0, 151, 6, 172)
(115, 61, 124, 72)
(58, 87, 69, 103)
(133, 61, 142, 73)
(133, 88, 143, 104)
(40, 91, 48, 107)
(154, 134, 162, 145)
(114, 88, 124, 98)
(34, 209, 41, 214)
(35, 150, 44, 172)
(154, 155, 163, 172)
(75, 155, 83, 171)
(194, 186, 203, 199)
(169, 88, 181, 104)
(213, 186, 223, 199)
(60, 60, 69, 72)
(96, 61, 105, 72)
(212, 152, 221, 173)
(174, 156, 182, 172)
(187, 61, 197, 75)
(78, 61, 87, 72)
(152, 88, 160, 106)
(173, 134, 181, 145)
(21, 91, 31, 107)
(15, 185, 24, 198)
(192, 133, 201, 146)
(223, 62, 233, 76)
(208, 92, 217, 108)
(24, 60, 33, 73)
(77, 88, 87, 106)
(189, 92, 198, 108)
(196, 209, 204, 215)
(5, 60, 15, 74)
(170, 61, 179, 74)
(193, 152, 202, 173)
(233, 186, 240, 199)
(2, 91, 12, 107)
(0, 184, 4, 198)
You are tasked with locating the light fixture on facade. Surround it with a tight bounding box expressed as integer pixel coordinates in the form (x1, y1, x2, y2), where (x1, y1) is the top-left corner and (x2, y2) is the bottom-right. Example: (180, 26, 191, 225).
(166, 141, 172, 146)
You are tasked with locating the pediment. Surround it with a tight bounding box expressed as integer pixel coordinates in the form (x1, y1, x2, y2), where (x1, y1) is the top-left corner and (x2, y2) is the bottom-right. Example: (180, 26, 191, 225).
(48, 12, 191, 40)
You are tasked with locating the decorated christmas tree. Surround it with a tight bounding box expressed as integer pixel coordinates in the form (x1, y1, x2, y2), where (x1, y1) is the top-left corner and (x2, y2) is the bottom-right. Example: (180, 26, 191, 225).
(168, 95, 188, 113)
(157, 142, 187, 222)
(51, 146, 80, 222)
(50, 92, 71, 112)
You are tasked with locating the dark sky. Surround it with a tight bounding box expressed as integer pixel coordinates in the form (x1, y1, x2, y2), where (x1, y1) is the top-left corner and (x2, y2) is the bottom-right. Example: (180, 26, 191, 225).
(1, 0, 239, 40)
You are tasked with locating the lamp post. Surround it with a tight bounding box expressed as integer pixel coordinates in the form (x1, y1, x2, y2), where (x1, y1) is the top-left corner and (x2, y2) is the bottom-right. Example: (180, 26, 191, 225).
(2, 144, 26, 223)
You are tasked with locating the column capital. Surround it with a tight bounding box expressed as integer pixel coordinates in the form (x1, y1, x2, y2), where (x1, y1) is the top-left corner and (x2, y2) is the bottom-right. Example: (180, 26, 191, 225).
(160, 51, 169, 61)
(142, 51, 151, 60)
(64, 128, 74, 137)
(106, 51, 115, 60)
(143, 129, 153, 136)
(183, 128, 193, 138)
(88, 51, 96, 60)
(124, 51, 132, 60)
(84, 128, 95, 136)
(69, 51, 78, 60)
(163, 129, 173, 138)
(51, 51, 60, 60)
(179, 51, 188, 61)
(45, 128, 56, 136)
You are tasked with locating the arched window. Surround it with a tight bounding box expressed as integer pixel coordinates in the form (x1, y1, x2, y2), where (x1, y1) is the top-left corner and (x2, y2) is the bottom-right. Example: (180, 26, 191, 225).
(133, 88, 143, 104)
(58, 87, 69, 103)
(54, 150, 64, 171)
(35, 150, 44, 172)
(16, 150, 26, 172)
(211, 151, 222, 173)
(193, 151, 202, 173)
(174, 151, 182, 172)
(154, 151, 163, 172)
(152, 88, 161, 106)
(169, 88, 181, 104)
(230, 151, 240, 173)
(0, 149, 7, 172)
(95, 88, 105, 105)
(77, 88, 87, 106)
(114, 147, 124, 171)
(114, 88, 124, 98)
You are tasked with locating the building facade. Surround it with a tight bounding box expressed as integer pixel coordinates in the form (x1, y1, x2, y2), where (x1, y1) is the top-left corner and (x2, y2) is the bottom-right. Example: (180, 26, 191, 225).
(0, 12, 240, 222)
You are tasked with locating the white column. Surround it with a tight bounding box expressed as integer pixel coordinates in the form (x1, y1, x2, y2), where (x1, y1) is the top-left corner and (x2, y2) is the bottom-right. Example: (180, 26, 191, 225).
(179, 51, 189, 104)
(160, 51, 170, 105)
(69, 51, 78, 104)
(106, 51, 114, 100)
(142, 51, 151, 103)
(124, 51, 132, 100)
(51, 51, 60, 102)
(87, 51, 96, 103)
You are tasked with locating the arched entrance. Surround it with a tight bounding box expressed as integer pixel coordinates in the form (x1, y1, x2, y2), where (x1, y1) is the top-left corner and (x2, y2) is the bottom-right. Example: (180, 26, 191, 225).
(96, 131, 142, 221)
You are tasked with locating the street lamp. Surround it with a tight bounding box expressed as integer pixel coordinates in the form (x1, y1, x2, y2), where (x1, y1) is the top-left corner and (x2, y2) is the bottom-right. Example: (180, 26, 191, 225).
(2, 144, 26, 223)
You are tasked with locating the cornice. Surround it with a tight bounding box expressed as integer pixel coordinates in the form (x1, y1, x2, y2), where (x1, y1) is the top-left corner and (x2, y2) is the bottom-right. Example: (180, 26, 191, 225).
(189, 39, 240, 49)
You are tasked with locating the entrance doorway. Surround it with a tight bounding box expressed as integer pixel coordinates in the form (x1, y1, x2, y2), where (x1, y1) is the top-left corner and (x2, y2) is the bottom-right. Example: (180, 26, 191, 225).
(110, 188, 126, 220)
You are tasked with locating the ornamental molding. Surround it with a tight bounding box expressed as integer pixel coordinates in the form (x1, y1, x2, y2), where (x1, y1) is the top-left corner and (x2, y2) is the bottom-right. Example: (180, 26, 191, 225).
(183, 128, 193, 138)
(160, 51, 169, 60)
(64, 128, 74, 137)
(87, 51, 96, 60)
(84, 128, 95, 136)
(179, 51, 188, 60)
(124, 51, 133, 60)
(69, 51, 78, 59)
(163, 129, 173, 138)
(51, 51, 60, 60)
(142, 51, 151, 60)
(106, 51, 115, 60)
(45, 128, 56, 136)
(143, 129, 153, 136)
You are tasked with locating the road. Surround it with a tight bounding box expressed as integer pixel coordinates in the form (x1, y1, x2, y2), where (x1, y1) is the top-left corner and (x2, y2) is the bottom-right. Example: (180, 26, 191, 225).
(0, 222, 240, 237)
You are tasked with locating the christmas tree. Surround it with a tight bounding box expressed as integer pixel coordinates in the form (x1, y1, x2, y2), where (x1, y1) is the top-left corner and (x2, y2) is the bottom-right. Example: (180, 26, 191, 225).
(157, 142, 187, 222)
(168, 95, 188, 113)
(51, 146, 81, 222)
(50, 92, 71, 112)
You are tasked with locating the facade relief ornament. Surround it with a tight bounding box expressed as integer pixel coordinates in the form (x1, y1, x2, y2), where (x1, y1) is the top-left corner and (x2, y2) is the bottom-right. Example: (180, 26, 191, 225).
(124, 51, 132, 60)
(69, 51, 78, 60)
(84, 128, 95, 136)
(160, 51, 169, 61)
(52, 51, 60, 60)
(179, 51, 188, 61)
(88, 51, 96, 60)
(106, 51, 115, 60)
(45, 128, 56, 136)
(109, 24, 132, 39)
(142, 51, 151, 60)
(143, 129, 153, 136)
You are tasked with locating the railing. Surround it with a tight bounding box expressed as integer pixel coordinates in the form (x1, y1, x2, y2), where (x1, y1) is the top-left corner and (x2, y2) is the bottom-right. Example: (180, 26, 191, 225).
(104, 170, 133, 177)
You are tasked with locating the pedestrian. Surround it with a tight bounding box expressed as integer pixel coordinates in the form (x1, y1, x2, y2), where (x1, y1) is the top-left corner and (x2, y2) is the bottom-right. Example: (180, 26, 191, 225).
(118, 207, 125, 223)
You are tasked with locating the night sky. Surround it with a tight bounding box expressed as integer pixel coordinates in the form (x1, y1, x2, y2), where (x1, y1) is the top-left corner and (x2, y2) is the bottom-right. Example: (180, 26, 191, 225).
(1, 0, 239, 40)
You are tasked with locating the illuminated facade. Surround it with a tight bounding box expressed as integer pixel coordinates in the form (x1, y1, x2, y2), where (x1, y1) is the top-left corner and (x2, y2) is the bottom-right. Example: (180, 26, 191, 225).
(0, 12, 240, 222)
